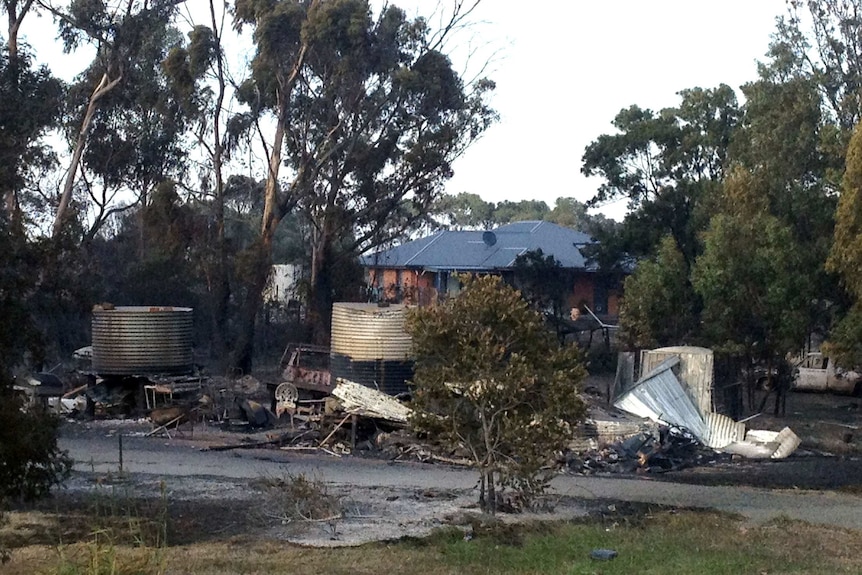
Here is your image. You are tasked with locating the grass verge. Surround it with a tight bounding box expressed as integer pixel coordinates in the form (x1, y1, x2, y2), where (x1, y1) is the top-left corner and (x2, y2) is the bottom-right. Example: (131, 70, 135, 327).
(3, 497, 862, 574)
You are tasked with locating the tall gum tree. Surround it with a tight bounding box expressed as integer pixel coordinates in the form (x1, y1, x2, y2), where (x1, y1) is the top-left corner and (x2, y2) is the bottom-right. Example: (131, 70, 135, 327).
(582, 85, 740, 266)
(289, 0, 495, 342)
(692, 167, 810, 412)
(230, 0, 495, 368)
(45, 0, 184, 239)
(164, 5, 233, 368)
(1, 0, 61, 224)
(730, 75, 840, 343)
(228, 0, 315, 372)
(766, 0, 862, 133)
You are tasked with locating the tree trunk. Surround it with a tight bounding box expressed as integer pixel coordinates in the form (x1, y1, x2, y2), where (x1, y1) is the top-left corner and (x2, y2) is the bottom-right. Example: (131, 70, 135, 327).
(208, 0, 230, 371)
(52, 72, 121, 238)
(225, 10, 311, 372)
(227, 93, 287, 373)
(228, 239, 273, 374)
(209, 160, 230, 372)
(487, 470, 496, 514)
(309, 231, 334, 345)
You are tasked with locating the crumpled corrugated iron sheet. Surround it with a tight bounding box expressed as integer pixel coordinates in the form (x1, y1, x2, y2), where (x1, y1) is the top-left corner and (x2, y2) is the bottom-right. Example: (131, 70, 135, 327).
(613, 351, 799, 459)
(613, 356, 709, 441)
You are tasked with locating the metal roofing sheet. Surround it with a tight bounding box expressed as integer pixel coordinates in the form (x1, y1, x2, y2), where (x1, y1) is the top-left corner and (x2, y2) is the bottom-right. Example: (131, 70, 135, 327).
(361, 221, 593, 271)
(613, 356, 708, 439)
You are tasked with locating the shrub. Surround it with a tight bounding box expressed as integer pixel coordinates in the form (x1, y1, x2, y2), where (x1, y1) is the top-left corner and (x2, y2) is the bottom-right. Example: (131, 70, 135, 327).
(407, 275, 586, 513)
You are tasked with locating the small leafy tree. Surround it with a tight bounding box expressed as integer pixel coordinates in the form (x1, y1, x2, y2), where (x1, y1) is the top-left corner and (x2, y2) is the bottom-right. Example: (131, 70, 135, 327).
(406, 275, 586, 513)
(618, 235, 698, 349)
(512, 249, 569, 320)
(826, 121, 862, 367)
(693, 168, 810, 414)
(0, 389, 72, 502)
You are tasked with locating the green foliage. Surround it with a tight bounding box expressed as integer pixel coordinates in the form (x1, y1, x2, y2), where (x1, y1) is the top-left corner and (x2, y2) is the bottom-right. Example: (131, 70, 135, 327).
(583, 85, 738, 210)
(0, 217, 71, 507)
(492, 200, 549, 224)
(55, 0, 190, 240)
(425, 195, 612, 238)
(828, 123, 862, 299)
(733, 76, 840, 337)
(428, 192, 495, 230)
(582, 86, 739, 266)
(231, 0, 497, 343)
(618, 235, 697, 349)
(0, 394, 72, 502)
(692, 169, 809, 359)
(0, 49, 64, 212)
(822, 303, 862, 368)
(764, 0, 862, 131)
(825, 122, 862, 366)
(407, 275, 586, 513)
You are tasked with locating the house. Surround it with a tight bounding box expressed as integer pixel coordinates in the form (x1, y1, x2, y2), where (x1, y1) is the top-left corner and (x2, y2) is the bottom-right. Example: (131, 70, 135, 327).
(361, 221, 623, 317)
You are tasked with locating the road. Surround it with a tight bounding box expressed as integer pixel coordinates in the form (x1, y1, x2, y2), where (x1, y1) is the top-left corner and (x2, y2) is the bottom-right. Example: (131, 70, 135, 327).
(60, 431, 862, 531)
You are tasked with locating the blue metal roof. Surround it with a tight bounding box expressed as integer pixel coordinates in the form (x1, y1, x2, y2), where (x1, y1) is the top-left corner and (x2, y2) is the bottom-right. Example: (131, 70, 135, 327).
(362, 221, 594, 271)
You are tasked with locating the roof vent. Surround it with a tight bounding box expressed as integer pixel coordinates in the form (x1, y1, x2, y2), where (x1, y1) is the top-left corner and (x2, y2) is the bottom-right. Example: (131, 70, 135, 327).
(482, 231, 497, 246)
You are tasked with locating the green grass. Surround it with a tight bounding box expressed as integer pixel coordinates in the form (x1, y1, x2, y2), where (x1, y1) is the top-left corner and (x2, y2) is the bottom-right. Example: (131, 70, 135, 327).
(4, 499, 861, 574)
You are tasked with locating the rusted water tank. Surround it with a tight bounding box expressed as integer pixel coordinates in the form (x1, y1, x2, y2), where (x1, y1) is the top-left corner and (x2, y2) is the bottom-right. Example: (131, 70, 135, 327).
(92, 306, 194, 375)
(330, 303, 413, 395)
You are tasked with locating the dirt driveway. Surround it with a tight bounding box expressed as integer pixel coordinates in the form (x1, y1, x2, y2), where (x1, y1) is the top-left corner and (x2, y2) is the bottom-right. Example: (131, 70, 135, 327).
(55, 420, 862, 546)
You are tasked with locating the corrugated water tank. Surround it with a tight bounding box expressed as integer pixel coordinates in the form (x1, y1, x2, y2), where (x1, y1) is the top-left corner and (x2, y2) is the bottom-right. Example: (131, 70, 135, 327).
(330, 303, 413, 395)
(92, 306, 194, 375)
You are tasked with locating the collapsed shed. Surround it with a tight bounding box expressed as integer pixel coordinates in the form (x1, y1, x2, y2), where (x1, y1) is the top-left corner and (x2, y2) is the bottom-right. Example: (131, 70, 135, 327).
(613, 346, 800, 459)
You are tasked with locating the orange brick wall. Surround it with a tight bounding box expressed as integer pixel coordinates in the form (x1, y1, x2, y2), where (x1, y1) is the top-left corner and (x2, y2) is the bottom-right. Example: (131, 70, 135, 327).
(368, 268, 621, 315)
(608, 290, 621, 316)
(570, 276, 594, 310)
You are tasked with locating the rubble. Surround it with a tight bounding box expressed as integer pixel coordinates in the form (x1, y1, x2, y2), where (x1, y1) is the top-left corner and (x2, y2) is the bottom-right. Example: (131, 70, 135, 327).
(611, 346, 801, 461)
(46, 335, 812, 478)
(566, 425, 730, 475)
(331, 378, 412, 424)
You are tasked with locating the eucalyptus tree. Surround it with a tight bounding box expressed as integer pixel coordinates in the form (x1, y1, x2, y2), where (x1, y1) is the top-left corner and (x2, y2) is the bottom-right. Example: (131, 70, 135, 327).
(826, 123, 862, 367)
(546, 197, 599, 231)
(492, 199, 549, 224)
(582, 85, 740, 266)
(692, 167, 810, 413)
(163, 3, 235, 366)
(427, 191, 496, 230)
(230, 0, 495, 367)
(3, 0, 35, 60)
(731, 76, 840, 342)
(1, 0, 63, 223)
(618, 234, 697, 350)
(0, 49, 63, 226)
(765, 0, 862, 133)
(46, 0, 185, 240)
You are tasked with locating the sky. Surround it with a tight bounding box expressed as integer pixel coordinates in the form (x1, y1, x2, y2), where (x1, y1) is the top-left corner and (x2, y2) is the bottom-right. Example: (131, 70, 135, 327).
(20, 0, 789, 221)
(427, 0, 789, 220)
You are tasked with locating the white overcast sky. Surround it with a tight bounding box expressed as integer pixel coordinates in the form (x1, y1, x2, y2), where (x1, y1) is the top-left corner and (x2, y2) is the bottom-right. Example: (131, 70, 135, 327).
(20, 0, 788, 221)
(433, 0, 788, 220)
